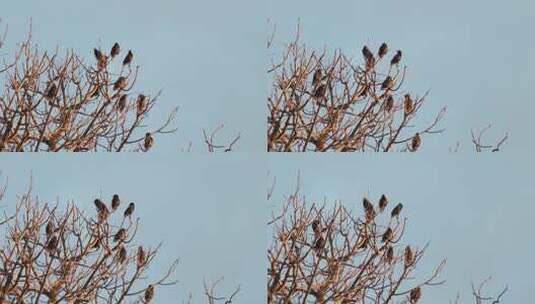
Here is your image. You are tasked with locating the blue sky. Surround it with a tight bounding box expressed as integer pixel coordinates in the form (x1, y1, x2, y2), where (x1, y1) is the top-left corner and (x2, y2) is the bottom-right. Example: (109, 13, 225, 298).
(1, 0, 266, 152)
(268, 0, 535, 152)
(0, 154, 266, 302)
(268, 153, 535, 302)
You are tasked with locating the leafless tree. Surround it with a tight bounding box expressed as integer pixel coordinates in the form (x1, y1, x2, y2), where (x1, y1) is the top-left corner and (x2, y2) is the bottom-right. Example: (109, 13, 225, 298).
(0, 181, 240, 303)
(268, 184, 507, 303)
(267, 24, 445, 152)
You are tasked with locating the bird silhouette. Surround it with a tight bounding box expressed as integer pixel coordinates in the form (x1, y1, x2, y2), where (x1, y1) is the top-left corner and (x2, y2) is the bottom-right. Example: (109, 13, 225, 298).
(45, 221, 54, 237)
(410, 287, 422, 303)
(136, 94, 147, 115)
(117, 246, 127, 264)
(386, 246, 394, 263)
(114, 228, 126, 242)
(93, 48, 103, 62)
(118, 94, 127, 112)
(404, 94, 414, 115)
(110, 42, 120, 58)
(45, 235, 58, 253)
(113, 77, 127, 91)
(137, 246, 147, 267)
(311, 219, 321, 235)
(391, 203, 403, 218)
(313, 84, 326, 99)
(378, 43, 388, 58)
(144, 285, 155, 302)
(312, 68, 322, 87)
(404, 246, 414, 266)
(123, 50, 133, 66)
(124, 202, 135, 218)
(411, 133, 421, 151)
(144, 133, 154, 151)
(112, 194, 121, 211)
(378, 194, 388, 212)
(382, 227, 393, 243)
(381, 76, 393, 91)
(94, 199, 105, 213)
(45, 83, 57, 99)
(391, 50, 402, 65)
(363, 198, 375, 220)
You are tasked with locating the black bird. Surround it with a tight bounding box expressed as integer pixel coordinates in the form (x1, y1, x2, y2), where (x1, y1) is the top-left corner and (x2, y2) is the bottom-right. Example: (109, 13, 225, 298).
(411, 133, 421, 151)
(391, 50, 402, 65)
(46, 221, 54, 237)
(136, 94, 147, 115)
(45, 83, 57, 99)
(94, 199, 105, 212)
(410, 287, 422, 303)
(378, 42, 388, 58)
(124, 202, 135, 217)
(311, 219, 321, 235)
(381, 76, 393, 90)
(123, 50, 133, 65)
(113, 77, 127, 91)
(314, 236, 325, 252)
(386, 246, 394, 263)
(118, 94, 127, 112)
(385, 95, 394, 112)
(378, 194, 388, 212)
(144, 285, 155, 302)
(404, 94, 414, 115)
(404, 246, 414, 266)
(45, 235, 58, 252)
(110, 42, 120, 58)
(363, 198, 375, 217)
(382, 227, 393, 243)
(312, 68, 322, 87)
(94, 48, 103, 62)
(313, 84, 326, 99)
(112, 194, 121, 211)
(137, 246, 147, 266)
(391, 203, 403, 218)
(114, 228, 126, 242)
(144, 133, 154, 151)
(362, 45, 374, 61)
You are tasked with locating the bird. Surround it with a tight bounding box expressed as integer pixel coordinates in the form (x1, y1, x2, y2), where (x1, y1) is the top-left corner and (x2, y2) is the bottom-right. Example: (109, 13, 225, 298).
(313, 84, 326, 99)
(391, 203, 403, 218)
(94, 199, 105, 213)
(144, 285, 155, 302)
(311, 219, 321, 235)
(112, 194, 121, 211)
(124, 202, 135, 218)
(45, 83, 57, 99)
(410, 287, 422, 303)
(378, 194, 388, 212)
(312, 68, 322, 87)
(381, 76, 393, 90)
(113, 77, 127, 91)
(137, 246, 146, 267)
(362, 45, 374, 62)
(363, 198, 375, 220)
(114, 228, 126, 242)
(46, 221, 54, 237)
(136, 94, 146, 115)
(411, 133, 421, 151)
(117, 246, 127, 264)
(93, 48, 103, 62)
(404, 246, 414, 266)
(378, 42, 388, 58)
(314, 236, 325, 253)
(386, 246, 394, 263)
(382, 227, 393, 243)
(144, 133, 154, 151)
(118, 94, 127, 112)
(404, 94, 414, 115)
(391, 50, 402, 65)
(110, 42, 120, 58)
(45, 235, 58, 253)
(123, 50, 133, 66)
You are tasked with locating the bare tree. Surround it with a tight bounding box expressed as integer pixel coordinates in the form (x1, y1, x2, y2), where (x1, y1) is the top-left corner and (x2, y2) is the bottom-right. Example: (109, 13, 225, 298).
(267, 24, 445, 152)
(268, 185, 507, 303)
(0, 181, 240, 303)
(0, 22, 177, 152)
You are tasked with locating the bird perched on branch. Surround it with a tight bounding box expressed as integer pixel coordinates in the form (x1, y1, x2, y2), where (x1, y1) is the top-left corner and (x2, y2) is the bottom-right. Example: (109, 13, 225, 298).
(113, 77, 127, 91)
(112, 194, 121, 211)
(110, 42, 120, 58)
(411, 133, 421, 151)
(362, 45, 374, 66)
(144, 285, 155, 302)
(382, 227, 393, 243)
(45, 235, 58, 253)
(137, 94, 147, 115)
(124, 202, 135, 218)
(123, 50, 133, 66)
(363, 198, 375, 221)
(311, 219, 321, 235)
(144, 133, 154, 151)
(114, 228, 126, 242)
(312, 68, 322, 87)
(410, 287, 422, 303)
(118, 94, 127, 112)
(378, 42, 388, 58)
(117, 246, 127, 264)
(404, 94, 414, 115)
(313, 84, 326, 99)
(45, 83, 58, 100)
(391, 50, 402, 65)
(137, 246, 147, 267)
(378, 194, 388, 212)
(391, 203, 403, 218)
(404, 246, 414, 266)
(381, 76, 393, 91)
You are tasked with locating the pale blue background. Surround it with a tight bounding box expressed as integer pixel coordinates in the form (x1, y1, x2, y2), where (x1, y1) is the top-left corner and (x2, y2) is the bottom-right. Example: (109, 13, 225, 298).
(1, 0, 266, 152)
(268, 0, 535, 152)
(268, 154, 535, 302)
(0, 154, 266, 302)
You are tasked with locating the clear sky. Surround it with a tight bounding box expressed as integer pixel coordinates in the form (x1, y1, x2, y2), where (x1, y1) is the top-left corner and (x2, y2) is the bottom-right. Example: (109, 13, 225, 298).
(1, 0, 266, 152)
(268, 0, 535, 152)
(268, 153, 535, 302)
(0, 154, 266, 302)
